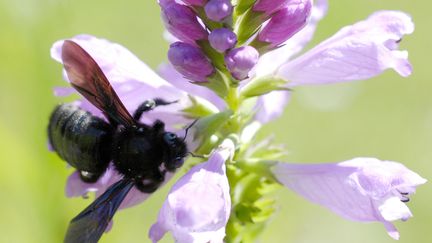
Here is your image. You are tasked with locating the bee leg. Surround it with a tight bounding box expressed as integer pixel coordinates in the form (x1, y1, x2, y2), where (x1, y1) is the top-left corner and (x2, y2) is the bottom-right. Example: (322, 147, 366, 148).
(133, 98, 178, 121)
(134, 169, 165, 193)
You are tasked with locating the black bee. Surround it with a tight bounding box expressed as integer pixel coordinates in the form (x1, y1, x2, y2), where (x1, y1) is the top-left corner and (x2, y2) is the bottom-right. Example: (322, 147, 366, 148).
(48, 40, 188, 243)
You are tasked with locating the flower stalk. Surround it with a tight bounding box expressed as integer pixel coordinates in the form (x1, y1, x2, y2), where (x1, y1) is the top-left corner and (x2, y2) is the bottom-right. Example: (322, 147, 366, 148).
(52, 1, 425, 242)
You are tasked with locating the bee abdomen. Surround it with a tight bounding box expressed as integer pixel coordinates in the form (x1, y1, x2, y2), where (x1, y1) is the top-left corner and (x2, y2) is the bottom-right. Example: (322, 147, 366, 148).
(48, 104, 113, 178)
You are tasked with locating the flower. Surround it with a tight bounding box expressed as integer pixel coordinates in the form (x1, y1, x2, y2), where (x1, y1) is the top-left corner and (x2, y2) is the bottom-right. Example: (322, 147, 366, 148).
(149, 139, 234, 243)
(272, 158, 427, 239)
(168, 42, 215, 82)
(276, 10, 414, 85)
(252, 1, 414, 123)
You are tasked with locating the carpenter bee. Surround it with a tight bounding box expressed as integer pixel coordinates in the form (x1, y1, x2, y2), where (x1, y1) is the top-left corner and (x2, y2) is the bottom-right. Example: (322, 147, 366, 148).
(48, 40, 189, 243)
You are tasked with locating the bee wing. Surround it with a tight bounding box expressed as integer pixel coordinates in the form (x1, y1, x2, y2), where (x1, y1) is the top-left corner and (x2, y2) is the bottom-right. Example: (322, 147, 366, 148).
(61, 40, 135, 126)
(64, 179, 134, 243)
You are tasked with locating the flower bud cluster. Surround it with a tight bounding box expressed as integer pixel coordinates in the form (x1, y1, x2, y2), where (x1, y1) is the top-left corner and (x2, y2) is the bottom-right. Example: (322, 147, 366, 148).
(159, 0, 250, 83)
(160, 0, 311, 84)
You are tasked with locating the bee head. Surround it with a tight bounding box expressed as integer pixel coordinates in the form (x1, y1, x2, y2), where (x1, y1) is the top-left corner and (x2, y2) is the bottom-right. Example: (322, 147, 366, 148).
(162, 132, 188, 172)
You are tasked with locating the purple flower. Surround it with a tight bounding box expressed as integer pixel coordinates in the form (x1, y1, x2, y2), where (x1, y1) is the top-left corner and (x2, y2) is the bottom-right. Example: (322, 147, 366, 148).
(258, 0, 312, 47)
(204, 0, 233, 21)
(160, 1, 208, 44)
(224, 46, 259, 80)
(209, 28, 237, 53)
(277, 10, 414, 85)
(253, 0, 291, 16)
(272, 158, 426, 239)
(168, 42, 215, 82)
(251, 1, 414, 123)
(149, 139, 234, 242)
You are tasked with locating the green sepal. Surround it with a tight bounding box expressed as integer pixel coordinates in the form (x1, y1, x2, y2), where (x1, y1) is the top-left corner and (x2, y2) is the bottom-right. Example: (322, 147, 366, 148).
(235, 160, 279, 182)
(194, 110, 233, 154)
(226, 167, 279, 243)
(240, 76, 290, 98)
(234, 9, 265, 46)
(182, 95, 219, 119)
(233, 0, 256, 17)
(195, 70, 231, 99)
(197, 40, 227, 72)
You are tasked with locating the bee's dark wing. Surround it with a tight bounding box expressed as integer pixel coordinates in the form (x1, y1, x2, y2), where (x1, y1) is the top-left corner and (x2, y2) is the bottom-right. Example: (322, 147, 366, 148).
(64, 179, 134, 243)
(61, 40, 135, 126)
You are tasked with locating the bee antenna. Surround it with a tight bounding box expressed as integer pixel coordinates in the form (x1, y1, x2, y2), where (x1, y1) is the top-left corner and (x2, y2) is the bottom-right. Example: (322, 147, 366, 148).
(187, 152, 205, 158)
(182, 119, 199, 142)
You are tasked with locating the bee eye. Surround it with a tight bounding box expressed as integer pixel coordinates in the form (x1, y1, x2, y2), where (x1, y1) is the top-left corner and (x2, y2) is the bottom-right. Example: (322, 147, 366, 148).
(163, 132, 177, 145)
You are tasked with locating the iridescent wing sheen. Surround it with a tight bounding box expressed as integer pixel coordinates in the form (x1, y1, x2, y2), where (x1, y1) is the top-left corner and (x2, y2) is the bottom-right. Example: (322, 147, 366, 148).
(61, 40, 135, 126)
(64, 179, 134, 243)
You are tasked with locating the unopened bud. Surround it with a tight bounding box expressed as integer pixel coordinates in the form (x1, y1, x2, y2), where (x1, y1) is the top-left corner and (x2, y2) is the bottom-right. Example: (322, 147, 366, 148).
(258, 0, 312, 47)
(253, 0, 288, 16)
(168, 42, 215, 82)
(208, 28, 237, 53)
(160, 2, 208, 44)
(224, 46, 259, 80)
(204, 0, 233, 21)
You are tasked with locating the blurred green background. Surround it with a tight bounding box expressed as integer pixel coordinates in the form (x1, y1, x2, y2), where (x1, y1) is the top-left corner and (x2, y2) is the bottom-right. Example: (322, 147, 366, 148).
(0, 0, 430, 242)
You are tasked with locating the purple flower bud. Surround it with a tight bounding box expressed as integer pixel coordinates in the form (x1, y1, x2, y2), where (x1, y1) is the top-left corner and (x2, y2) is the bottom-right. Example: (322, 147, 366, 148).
(253, 0, 288, 16)
(224, 46, 259, 80)
(168, 42, 214, 82)
(160, 2, 208, 44)
(181, 0, 207, 6)
(208, 28, 237, 52)
(204, 0, 233, 21)
(258, 0, 312, 47)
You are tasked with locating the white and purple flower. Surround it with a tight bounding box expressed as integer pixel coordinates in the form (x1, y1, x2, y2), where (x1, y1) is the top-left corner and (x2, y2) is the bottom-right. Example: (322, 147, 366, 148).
(50, 0, 425, 242)
(273, 158, 426, 240)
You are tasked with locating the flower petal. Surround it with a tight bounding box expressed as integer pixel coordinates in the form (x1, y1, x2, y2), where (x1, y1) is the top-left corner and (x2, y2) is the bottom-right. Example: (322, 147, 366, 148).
(149, 139, 234, 243)
(277, 11, 414, 85)
(51, 34, 171, 87)
(378, 197, 412, 222)
(254, 91, 291, 123)
(272, 157, 426, 238)
(158, 63, 226, 111)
